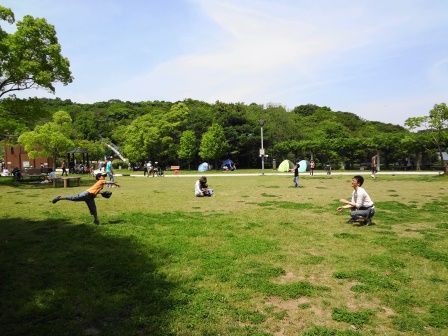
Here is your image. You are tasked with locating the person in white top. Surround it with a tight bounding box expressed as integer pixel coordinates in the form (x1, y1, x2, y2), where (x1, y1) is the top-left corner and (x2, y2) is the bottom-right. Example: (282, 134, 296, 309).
(337, 175, 375, 225)
(146, 161, 153, 177)
(195, 176, 213, 197)
(48, 169, 57, 181)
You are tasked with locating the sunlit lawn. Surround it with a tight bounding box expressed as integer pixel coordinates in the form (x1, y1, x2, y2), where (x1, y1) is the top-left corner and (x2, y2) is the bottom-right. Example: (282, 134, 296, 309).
(0, 173, 447, 335)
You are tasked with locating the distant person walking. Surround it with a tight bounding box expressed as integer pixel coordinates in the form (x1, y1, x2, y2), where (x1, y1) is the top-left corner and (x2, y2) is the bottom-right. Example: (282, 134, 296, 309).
(371, 154, 378, 178)
(290, 162, 300, 187)
(153, 161, 163, 177)
(61, 160, 68, 176)
(310, 160, 315, 176)
(325, 164, 332, 175)
(105, 157, 114, 182)
(146, 161, 153, 177)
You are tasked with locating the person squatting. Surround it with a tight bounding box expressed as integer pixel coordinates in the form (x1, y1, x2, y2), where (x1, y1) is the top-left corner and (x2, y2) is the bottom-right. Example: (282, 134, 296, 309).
(337, 175, 375, 225)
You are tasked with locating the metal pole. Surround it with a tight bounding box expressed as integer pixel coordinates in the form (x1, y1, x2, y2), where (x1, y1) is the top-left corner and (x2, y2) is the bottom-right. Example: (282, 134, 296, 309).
(261, 125, 264, 175)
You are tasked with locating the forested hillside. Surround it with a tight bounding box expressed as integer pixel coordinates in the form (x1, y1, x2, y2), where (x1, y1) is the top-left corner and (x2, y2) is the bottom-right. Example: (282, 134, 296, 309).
(0, 98, 444, 170)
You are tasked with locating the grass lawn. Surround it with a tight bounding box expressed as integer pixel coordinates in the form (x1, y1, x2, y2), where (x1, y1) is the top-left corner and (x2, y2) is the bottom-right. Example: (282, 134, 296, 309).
(0, 173, 447, 335)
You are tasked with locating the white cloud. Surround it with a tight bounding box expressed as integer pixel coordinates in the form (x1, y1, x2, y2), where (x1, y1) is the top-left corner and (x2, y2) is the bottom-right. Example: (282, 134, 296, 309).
(114, 0, 382, 103)
(346, 94, 445, 125)
(428, 58, 448, 88)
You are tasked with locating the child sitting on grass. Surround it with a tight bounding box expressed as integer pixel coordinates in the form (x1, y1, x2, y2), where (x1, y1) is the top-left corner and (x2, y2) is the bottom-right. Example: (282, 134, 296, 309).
(195, 176, 213, 197)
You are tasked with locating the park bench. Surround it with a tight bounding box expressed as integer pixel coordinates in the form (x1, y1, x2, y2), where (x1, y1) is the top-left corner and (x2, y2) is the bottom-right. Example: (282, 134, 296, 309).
(22, 174, 46, 182)
(21, 168, 47, 182)
(170, 165, 180, 175)
(53, 176, 81, 188)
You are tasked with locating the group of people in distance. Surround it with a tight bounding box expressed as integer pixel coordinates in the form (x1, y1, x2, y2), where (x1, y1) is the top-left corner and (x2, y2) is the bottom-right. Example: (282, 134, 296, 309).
(51, 161, 374, 226)
(143, 161, 162, 177)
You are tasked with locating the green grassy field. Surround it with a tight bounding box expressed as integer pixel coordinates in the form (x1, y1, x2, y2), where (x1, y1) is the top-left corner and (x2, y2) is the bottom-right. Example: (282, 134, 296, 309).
(0, 174, 447, 335)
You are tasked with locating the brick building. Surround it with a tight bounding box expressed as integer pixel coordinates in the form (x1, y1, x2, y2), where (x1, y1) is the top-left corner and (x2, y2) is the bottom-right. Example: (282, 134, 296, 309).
(2, 144, 53, 171)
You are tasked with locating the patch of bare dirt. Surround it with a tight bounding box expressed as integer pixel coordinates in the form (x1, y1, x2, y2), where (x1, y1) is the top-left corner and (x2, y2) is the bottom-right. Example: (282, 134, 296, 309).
(273, 271, 300, 284)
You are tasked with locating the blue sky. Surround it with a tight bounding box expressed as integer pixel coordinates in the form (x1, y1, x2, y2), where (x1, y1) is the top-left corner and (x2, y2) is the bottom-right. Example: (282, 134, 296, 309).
(2, 0, 447, 125)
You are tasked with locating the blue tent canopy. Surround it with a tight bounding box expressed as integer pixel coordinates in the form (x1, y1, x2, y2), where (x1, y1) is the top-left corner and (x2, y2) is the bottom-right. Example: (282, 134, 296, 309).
(198, 162, 209, 172)
(222, 159, 234, 168)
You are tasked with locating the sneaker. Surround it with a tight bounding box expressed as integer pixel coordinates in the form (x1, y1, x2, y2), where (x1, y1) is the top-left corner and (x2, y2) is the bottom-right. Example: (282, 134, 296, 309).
(94, 219, 100, 225)
(365, 218, 372, 226)
(52, 196, 61, 204)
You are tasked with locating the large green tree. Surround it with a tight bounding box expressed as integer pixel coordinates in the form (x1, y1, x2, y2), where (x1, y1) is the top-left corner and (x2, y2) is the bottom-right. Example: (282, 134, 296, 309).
(18, 110, 74, 169)
(400, 132, 433, 171)
(75, 139, 106, 161)
(0, 5, 72, 98)
(405, 103, 448, 172)
(199, 124, 228, 167)
(122, 102, 189, 164)
(177, 130, 196, 169)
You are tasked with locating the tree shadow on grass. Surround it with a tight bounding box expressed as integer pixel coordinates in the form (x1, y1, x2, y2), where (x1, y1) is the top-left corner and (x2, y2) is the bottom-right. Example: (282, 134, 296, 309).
(0, 217, 176, 336)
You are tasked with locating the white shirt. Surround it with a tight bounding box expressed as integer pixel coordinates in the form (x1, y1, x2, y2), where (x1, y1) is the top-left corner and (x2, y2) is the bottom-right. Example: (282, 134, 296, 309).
(194, 180, 203, 196)
(351, 187, 374, 209)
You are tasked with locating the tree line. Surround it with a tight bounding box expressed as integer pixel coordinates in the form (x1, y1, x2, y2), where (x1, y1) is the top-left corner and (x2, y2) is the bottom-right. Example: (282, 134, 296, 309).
(1, 97, 447, 171)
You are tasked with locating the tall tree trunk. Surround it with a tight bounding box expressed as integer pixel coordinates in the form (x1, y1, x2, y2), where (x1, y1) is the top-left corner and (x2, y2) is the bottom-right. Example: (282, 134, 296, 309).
(416, 152, 422, 171)
(435, 142, 447, 173)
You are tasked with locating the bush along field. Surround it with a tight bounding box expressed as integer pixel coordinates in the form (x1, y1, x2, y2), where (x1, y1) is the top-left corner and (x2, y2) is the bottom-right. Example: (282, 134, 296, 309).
(0, 174, 447, 335)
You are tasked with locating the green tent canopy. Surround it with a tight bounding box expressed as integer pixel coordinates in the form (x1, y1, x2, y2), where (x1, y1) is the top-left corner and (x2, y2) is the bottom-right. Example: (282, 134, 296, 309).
(277, 159, 294, 172)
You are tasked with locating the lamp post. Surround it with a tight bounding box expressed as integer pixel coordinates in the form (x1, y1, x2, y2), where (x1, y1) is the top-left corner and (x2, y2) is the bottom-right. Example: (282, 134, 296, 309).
(259, 119, 265, 175)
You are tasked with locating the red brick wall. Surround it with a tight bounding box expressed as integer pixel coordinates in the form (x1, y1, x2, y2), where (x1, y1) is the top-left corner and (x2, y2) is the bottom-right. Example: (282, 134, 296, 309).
(3, 144, 53, 170)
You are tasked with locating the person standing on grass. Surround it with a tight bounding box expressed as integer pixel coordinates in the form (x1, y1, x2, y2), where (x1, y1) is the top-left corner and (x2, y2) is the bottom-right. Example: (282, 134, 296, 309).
(51, 172, 120, 225)
(153, 161, 161, 177)
(61, 160, 68, 176)
(290, 162, 300, 187)
(337, 175, 375, 225)
(371, 154, 378, 178)
(310, 159, 315, 176)
(105, 157, 114, 182)
(146, 161, 153, 177)
(325, 163, 332, 175)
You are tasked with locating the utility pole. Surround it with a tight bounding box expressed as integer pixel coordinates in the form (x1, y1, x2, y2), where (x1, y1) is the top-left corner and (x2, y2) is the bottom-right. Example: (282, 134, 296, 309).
(260, 120, 265, 175)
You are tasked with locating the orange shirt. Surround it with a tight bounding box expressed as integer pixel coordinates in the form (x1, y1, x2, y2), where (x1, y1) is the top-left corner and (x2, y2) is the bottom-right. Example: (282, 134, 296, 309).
(86, 179, 106, 196)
